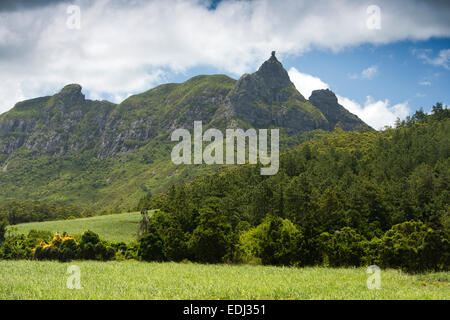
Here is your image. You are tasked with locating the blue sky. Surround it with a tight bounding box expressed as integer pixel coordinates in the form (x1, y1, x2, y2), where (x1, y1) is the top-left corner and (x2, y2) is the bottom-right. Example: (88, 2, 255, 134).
(0, 0, 449, 129)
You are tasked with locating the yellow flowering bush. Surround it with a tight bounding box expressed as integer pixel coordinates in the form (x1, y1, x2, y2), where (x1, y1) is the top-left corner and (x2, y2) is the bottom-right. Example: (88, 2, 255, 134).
(34, 232, 79, 261)
(33, 230, 116, 261)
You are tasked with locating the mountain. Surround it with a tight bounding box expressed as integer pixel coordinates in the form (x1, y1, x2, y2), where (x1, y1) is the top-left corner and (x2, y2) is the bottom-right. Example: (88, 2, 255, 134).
(212, 52, 370, 133)
(0, 52, 370, 212)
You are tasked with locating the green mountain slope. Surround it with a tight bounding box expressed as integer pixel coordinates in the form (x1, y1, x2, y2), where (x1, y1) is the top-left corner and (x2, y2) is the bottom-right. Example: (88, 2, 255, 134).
(0, 53, 370, 212)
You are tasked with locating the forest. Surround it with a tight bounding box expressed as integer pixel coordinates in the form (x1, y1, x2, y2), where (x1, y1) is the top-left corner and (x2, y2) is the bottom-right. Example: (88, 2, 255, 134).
(137, 103, 449, 272)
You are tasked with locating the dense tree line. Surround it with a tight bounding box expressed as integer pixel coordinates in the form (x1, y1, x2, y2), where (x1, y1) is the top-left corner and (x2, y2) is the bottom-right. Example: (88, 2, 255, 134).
(0, 201, 84, 225)
(136, 104, 449, 272)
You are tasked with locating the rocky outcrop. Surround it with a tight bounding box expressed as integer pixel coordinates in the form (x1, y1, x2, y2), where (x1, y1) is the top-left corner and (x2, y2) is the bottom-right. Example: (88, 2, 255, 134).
(214, 52, 330, 133)
(0, 85, 115, 157)
(309, 89, 371, 131)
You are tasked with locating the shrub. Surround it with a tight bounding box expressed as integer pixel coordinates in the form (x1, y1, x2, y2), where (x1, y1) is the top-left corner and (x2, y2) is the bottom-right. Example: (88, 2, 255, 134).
(33, 232, 79, 261)
(379, 221, 449, 272)
(361, 237, 382, 266)
(161, 226, 189, 262)
(27, 229, 53, 243)
(0, 234, 35, 259)
(237, 216, 304, 266)
(320, 227, 366, 267)
(138, 227, 165, 261)
(113, 241, 139, 260)
(259, 216, 302, 266)
(80, 230, 100, 245)
(33, 230, 115, 261)
(78, 230, 114, 261)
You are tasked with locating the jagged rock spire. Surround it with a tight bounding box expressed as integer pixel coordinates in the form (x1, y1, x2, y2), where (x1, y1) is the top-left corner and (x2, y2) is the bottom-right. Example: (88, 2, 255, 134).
(256, 51, 292, 89)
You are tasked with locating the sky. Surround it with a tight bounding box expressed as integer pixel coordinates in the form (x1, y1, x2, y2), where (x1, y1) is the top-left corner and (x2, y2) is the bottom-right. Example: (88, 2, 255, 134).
(0, 0, 449, 129)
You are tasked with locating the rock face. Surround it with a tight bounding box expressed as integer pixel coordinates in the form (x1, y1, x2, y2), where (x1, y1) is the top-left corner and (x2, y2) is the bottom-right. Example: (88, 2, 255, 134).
(214, 52, 329, 133)
(309, 89, 370, 131)
(0, 85, 115, 157)
(56, 84, 85, 108)
(0, 52, 371, 161)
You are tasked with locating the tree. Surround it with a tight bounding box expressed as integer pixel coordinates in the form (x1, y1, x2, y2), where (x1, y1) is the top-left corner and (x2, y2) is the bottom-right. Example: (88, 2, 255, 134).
(138, 227, 165, 262)
(262, 216, 303, 266)
(189, 209, 234, 263)
(138, 209, 150, 236)
(320, 227, 366, 267)
(0, 219, 8, 243)
(379, 221, 449, 272)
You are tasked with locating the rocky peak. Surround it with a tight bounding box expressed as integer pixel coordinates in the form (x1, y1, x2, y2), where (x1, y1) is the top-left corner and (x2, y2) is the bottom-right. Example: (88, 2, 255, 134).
(212, 51, 327, 131)
(255, 51, 292, 89)
(308, 89, 371, 131)
(309, 89, 338, 105)
(55, 84, 85, 108)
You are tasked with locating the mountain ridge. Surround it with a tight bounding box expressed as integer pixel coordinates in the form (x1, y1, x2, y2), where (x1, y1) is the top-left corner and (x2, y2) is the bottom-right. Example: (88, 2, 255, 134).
(0, 52, 371, 211)
(0, 52, 369, 159)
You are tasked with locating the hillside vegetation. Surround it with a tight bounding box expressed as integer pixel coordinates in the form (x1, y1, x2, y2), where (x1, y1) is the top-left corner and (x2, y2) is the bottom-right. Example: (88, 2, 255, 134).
(138, 105, 449, 272)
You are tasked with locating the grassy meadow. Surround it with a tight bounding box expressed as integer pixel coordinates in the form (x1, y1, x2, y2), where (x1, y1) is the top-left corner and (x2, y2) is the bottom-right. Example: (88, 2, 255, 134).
(0, 260, 448, 300)
(9, 211, 142, 243)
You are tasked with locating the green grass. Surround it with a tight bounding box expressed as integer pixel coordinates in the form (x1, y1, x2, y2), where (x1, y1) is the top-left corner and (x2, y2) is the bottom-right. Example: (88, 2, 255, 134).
(0, 260, 448, 299)
(9, 212, 142, 243)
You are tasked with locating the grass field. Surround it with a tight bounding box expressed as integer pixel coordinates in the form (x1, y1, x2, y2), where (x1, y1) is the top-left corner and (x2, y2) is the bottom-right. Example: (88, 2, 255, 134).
(0, 260, 448, 299)
(8, 212, 142, 243)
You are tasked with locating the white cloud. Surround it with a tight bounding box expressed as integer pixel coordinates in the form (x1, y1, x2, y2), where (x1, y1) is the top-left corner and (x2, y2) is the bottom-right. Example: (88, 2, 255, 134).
(0, 0, 449, 113)
(361, 66, 378, 79)
(349, 65, 378, 79)
(337, 95, 410, 130)
(419, 81, 432, 86)
(414, 48, 450, 69)
(288, 67, 329, 98)
(288, 67, 410, 129)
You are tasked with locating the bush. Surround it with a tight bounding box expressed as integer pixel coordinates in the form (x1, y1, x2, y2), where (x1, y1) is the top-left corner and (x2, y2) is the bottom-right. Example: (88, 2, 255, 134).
(379, 221, 449, 272)
(237, 216, 304, 266)
(138, 227, 165, 261)
(27, 229, 53, 243)
(320, 227, 366, 267)
(78, 230, 114, 261)
(361, 237, 382, 266)
(259, 216, 302, 266)
(80, 230, 100, 245)
(113, 241, 139, 260)
(0, 234, 35, 259)
(34, 232, 79, 261)
(162, 226, 189, 262)
(33, 230, 115, 261)
(144, 210, 191, 262)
